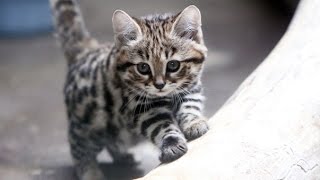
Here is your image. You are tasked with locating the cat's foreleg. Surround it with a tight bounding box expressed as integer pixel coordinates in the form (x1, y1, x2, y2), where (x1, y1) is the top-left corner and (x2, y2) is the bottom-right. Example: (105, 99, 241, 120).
(176, 92, 209, 141)
(134, 107, 188, 163)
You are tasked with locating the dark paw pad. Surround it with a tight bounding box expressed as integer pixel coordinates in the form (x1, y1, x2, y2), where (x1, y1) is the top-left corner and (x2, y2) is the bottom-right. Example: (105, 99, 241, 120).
(183, 119, 209, 141)
(159, 136, 188, 163)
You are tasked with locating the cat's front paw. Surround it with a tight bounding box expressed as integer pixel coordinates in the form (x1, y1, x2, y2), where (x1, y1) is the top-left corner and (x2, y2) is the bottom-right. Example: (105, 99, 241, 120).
(183, 117, 209, 141)
(159, 136, 188, 163)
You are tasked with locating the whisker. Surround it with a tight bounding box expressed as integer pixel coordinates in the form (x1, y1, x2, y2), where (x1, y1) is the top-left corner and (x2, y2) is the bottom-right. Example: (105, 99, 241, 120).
(142, 91, 148, 114)
(133, 89, 144, 115)
(120, 88, 140, 111)
(121, 95, 136, 110)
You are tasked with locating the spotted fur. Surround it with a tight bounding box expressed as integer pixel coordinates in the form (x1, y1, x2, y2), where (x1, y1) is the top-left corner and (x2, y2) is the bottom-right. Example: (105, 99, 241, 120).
(51, 0, 209, 179)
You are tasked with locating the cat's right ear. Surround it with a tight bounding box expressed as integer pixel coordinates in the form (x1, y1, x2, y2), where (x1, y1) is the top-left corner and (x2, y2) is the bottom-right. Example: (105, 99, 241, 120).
(112, 10, 142, 46)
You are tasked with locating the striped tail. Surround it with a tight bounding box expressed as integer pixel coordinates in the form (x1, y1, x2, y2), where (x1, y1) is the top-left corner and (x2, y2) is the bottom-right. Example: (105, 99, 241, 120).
(50, 0, 96, 63)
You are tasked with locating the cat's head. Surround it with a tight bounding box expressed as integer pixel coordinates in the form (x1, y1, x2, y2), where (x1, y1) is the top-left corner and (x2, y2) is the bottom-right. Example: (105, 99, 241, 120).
(112, 5, 207, 97)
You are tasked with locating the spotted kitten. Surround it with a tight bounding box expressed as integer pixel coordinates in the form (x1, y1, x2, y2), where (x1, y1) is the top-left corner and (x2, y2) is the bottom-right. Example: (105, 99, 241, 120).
(51, 0, 209, 179)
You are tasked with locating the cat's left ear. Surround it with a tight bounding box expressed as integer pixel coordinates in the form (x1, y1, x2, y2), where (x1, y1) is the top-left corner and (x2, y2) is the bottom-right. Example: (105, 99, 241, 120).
(112, 10, 142, 46)
(171, 5, 203, 42)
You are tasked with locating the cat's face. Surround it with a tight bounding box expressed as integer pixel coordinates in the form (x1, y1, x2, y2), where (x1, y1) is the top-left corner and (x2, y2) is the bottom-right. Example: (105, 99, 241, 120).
(113, 6, 207, 97)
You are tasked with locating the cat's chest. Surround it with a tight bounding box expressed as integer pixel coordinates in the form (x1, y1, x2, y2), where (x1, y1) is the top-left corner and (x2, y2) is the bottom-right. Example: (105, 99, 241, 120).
(120, 94, 180, 116)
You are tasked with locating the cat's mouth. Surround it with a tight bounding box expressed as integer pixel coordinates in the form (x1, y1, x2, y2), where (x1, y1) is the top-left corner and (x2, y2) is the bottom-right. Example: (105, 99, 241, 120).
(146, 83, 187, 97)
(154, 90, 171, 96)
(130, 83, 180, 97)
(143, 89, 169, 97)
(144, 88, 173, 97)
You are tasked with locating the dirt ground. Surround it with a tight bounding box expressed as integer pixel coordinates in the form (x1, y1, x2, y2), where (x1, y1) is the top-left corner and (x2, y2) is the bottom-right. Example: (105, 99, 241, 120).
(0, 0, 292, 179)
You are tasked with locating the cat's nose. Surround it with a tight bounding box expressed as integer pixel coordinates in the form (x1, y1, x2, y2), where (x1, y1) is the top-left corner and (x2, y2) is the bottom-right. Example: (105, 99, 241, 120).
(154, 82, 166, 90)
(154, 76, 165, 90)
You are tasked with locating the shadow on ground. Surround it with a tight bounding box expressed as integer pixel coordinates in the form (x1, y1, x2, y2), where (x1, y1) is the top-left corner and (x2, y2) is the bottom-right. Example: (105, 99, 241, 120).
(34, 163, 144, 180)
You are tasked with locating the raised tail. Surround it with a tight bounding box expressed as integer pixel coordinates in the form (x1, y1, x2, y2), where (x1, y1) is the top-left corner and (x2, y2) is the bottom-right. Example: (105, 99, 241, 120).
(50, 0, 97, 63)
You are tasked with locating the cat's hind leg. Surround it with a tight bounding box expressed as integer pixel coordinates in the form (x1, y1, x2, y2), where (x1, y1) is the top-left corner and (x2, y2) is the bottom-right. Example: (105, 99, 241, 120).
(69, 126, 106, 180)
(105, 138, 137, 165)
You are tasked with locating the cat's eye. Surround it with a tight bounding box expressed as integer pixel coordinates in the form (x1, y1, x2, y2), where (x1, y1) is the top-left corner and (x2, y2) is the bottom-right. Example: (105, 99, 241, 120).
(137, 62, 151, 75)
(166, 60, 180, 73)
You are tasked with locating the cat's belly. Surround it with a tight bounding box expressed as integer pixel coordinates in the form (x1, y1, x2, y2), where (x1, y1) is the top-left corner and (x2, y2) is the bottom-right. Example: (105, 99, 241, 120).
(113, 109, 145, 147)
(116, 127, 144, 148)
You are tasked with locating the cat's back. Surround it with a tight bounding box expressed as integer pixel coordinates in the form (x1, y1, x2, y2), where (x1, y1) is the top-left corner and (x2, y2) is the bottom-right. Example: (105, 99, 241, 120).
(63, 43, 114, 114)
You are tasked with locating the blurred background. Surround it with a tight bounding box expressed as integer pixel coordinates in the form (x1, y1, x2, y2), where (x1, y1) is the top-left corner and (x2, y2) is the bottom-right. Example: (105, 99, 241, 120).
(0, 0, 298, 179)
